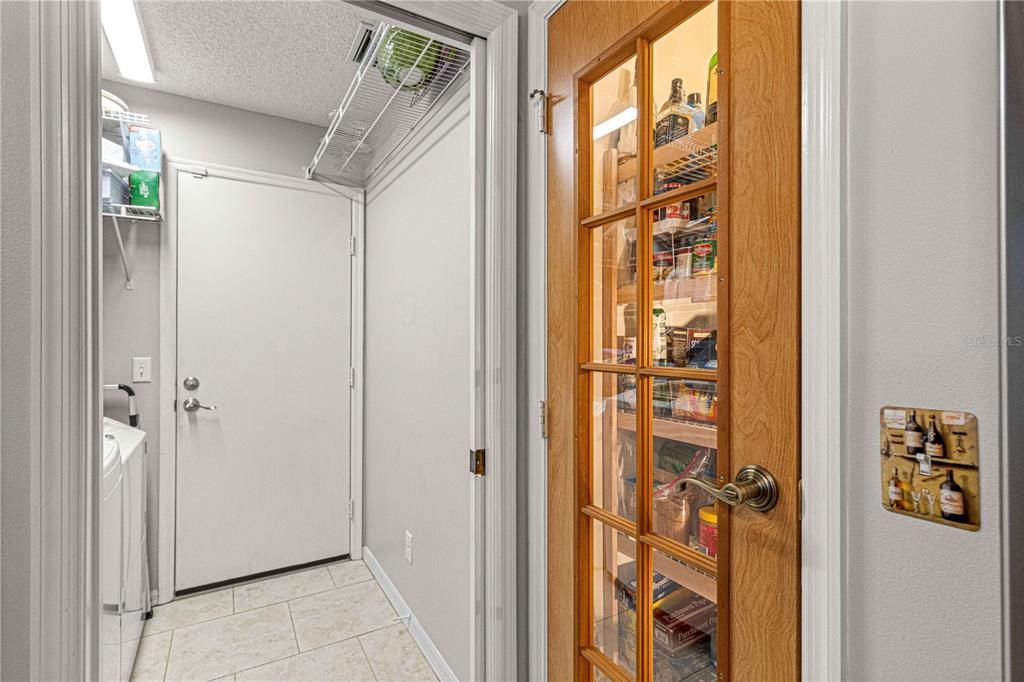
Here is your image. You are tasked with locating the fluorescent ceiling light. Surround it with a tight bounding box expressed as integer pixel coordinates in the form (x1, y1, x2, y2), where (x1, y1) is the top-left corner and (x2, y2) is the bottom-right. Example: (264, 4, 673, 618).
(593, 106, 638, 140)
(102, 0, 154, 83)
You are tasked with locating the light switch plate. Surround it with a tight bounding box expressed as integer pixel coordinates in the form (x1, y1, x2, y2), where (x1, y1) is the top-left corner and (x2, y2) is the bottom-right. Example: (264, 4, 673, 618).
(132, 357, 152, 383)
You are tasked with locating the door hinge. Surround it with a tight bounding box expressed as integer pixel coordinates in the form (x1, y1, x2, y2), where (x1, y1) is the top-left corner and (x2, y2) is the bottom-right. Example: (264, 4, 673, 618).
(349, 367, 355, 388)
(349, 234, 357, 256)
(348, 499, 354, 520)
(529, 89, 549, 134)
(470, 448, 485, 477)
(539, 399, 550, 439)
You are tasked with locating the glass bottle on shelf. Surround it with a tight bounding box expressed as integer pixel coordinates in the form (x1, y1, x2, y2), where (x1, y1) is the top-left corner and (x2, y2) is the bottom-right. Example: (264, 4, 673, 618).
(887, 467, 904, 509)
(924, 415, 945, 458)
(706, 52, 719, 125)
(654, 78, 691, 148)
(687, 92, 705, 131)
(939, 469, 968, 523)
(904, 410, 924, 456)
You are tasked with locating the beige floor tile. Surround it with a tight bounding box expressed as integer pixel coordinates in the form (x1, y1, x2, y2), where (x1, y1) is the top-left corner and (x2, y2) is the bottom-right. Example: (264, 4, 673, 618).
(145, 589, 234, 635)
(129, 631, 172, 681)
(234, 567, 335, 612)
(288, 581, 396, 652)
(327, 560, 373, 588)
(164, 603, 297, 682)
(359, 623, 437, 682)
(236, 639, 375, 681)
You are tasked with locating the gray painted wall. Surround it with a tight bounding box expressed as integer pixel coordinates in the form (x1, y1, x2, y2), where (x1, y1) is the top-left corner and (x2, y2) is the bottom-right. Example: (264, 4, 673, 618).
(1002, 3, 1024, 677)
(844, 3, 1004, 679)
(1, 2, 35, 679)
(99, 81, 327, 589)
(363, 92, 472, 680)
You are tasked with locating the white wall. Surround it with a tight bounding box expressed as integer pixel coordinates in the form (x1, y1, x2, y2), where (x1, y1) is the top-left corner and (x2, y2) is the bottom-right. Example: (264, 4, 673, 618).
(844, 3, 1004, 679)
(1, 2, 35, 678)
(363, 90, 472, 680)
(100, 81, 327, 590)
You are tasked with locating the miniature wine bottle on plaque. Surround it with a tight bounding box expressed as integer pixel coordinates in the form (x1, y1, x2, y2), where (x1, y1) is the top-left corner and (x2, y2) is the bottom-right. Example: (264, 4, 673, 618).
(879, 406, 980, 531)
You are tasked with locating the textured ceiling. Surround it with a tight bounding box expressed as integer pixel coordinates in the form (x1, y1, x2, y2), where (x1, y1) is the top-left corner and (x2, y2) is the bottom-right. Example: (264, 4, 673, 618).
(102, 1, 367, 125)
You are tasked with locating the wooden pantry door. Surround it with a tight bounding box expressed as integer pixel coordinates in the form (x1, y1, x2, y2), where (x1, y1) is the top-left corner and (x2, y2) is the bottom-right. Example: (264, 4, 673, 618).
(546, 1, 801, 680)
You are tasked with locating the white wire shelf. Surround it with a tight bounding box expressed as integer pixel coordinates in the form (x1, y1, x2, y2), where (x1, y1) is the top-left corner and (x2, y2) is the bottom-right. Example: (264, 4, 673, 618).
(103, 109, 151, 128)
(306, 23, 471, 184)
(102, 203, 162, 223)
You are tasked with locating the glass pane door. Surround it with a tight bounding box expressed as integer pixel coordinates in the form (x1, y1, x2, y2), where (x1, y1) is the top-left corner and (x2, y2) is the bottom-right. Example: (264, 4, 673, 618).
(578, 3, 722, 680)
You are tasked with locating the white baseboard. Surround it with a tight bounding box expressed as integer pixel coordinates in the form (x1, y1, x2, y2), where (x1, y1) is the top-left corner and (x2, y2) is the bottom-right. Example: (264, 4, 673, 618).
(362, 547, 458, 682)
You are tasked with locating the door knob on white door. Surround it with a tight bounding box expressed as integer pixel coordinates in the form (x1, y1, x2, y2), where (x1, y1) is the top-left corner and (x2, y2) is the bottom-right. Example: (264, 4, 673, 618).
(182, 397, 218, 413)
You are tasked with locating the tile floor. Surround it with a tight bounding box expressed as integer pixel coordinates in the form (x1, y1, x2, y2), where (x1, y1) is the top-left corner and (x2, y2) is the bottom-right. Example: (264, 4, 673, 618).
(130, 560, 437, 682)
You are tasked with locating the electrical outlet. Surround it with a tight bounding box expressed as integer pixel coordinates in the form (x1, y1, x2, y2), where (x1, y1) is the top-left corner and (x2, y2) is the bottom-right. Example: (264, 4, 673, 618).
(404, 530, 413, 564)
(132, 357, 152, 383)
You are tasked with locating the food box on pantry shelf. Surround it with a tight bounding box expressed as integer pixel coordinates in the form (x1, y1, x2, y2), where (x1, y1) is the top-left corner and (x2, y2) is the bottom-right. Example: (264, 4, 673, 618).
(127, 125, 162, 172)
(102, 168, 129, 207)
(613, 561, 716, 652)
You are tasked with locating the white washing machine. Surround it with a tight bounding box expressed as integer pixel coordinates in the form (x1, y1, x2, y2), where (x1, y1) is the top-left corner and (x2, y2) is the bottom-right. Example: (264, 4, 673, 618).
(100, 432, 123, 682)
(102, 418, 150, 681)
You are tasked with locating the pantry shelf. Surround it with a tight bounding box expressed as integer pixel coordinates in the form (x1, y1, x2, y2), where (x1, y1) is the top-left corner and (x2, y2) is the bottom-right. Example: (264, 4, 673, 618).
(617, 121, 720, 182)
(618, 534, 717, 602)
(617, 412, 717, 449)
(617, 278, 717, 305)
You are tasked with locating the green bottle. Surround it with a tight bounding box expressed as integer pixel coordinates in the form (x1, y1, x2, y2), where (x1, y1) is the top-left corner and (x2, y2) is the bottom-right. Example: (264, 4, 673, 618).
(706, 52, 719, 125)
(129, 170, 160, 209)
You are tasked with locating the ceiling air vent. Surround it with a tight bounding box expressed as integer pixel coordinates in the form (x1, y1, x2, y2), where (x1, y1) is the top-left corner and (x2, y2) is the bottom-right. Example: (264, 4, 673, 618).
(347, 22, 377, 64)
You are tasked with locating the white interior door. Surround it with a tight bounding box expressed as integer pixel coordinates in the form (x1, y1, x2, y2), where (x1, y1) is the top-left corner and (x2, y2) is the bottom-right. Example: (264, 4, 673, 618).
(175, 171, 351, 591)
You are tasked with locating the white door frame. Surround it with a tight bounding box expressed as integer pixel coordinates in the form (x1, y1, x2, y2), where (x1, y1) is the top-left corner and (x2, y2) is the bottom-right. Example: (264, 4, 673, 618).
(2, 1, 101, 678)
(523, 1, 845, 680)
(157, 159, 362, 601)
(371, 5, 520, 680)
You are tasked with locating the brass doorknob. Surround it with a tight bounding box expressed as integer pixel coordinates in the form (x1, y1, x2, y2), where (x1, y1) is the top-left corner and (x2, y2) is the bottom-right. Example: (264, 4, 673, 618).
(675, 464, 779, 512)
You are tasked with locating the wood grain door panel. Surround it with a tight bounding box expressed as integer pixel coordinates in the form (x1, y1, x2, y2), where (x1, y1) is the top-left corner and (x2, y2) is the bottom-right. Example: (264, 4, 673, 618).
(547, 2, 800, 679)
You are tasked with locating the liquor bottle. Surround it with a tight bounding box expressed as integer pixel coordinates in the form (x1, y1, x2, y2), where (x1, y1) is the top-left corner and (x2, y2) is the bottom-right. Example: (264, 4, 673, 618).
(940, 469, 968, 523)
(924, 415, 945, 459)
(653, 307, 669, 363)
(887, 467, 904, 509)
(898, 473, 914, 511)
(687, 92, 705, 131)
(904, 410, 924, 456)
(654, 78, 690, 147)
(706, 52, 718, 125)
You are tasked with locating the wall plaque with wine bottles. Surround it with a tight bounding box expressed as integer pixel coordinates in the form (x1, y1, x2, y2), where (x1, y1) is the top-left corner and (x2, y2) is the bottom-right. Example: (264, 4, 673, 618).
(879, 406, 979, 531)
